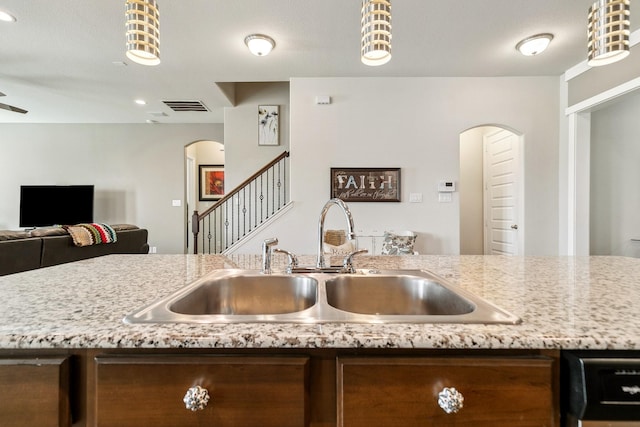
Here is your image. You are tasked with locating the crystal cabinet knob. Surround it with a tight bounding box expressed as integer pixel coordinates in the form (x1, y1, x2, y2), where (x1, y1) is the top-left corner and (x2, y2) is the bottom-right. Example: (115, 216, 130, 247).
(437, 387, 464, 414)
(183, 385, 210, 411)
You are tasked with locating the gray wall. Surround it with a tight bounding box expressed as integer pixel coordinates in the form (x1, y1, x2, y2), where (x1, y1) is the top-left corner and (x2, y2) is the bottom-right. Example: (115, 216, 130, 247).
(0, 123, 223, 254)
(590, 89, 640, 257)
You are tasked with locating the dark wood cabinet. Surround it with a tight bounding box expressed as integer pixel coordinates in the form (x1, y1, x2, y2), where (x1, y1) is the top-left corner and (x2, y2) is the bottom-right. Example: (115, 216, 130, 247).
(337, 355, 557, 427)
(0, 357, 71, 427)
(93, 354, 309, 427)
(0, 349, 559, 427)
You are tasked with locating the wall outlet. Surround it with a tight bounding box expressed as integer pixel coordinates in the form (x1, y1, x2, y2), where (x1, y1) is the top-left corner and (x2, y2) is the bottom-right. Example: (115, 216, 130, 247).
(172, 199, 181, 207)
(409, 193, 423, 203)
(150, 246, 157, 253)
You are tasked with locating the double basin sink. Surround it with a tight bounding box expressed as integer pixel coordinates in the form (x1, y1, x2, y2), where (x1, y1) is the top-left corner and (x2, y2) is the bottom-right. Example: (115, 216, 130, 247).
(124, 269, 520, 325)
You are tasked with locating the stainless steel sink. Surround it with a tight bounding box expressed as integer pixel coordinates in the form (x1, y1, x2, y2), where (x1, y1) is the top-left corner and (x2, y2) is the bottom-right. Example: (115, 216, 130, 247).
(123, 269, 520, 324)
(170, 275, 317, 315)
(325, 275, 475, 315)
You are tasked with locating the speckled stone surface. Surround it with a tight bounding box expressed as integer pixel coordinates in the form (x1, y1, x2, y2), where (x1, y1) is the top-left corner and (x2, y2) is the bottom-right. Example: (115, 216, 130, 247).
(1, 254, 640, 350)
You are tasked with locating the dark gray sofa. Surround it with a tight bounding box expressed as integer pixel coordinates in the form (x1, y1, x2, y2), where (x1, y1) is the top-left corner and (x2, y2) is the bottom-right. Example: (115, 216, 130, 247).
(0, 224, 149, 276)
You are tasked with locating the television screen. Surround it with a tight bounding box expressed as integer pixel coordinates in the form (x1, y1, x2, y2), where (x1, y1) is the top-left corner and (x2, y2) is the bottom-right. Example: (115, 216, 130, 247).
(19, 185, 94, 228)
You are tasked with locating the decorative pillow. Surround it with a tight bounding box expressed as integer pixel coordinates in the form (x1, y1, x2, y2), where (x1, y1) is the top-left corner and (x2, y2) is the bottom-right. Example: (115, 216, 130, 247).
(381, 231, 416, 255)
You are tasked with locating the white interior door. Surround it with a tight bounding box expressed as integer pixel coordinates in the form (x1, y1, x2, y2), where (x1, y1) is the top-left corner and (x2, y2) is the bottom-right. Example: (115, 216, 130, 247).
(483, 129, 522, 255)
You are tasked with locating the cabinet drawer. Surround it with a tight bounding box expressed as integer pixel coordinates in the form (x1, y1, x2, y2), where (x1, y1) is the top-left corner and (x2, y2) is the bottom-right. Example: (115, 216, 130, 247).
(94, 355, 309, 427)
(337, 356, 556, 427)
(0, 357, 71, 427)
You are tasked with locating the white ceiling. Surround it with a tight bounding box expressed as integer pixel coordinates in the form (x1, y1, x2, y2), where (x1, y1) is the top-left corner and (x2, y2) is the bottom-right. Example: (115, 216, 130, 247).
(0, 0, 635, 124)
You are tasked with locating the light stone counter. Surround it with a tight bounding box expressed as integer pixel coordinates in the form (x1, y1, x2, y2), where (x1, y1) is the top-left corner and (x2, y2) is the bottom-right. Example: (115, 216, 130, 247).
(1, 254, 639, 350)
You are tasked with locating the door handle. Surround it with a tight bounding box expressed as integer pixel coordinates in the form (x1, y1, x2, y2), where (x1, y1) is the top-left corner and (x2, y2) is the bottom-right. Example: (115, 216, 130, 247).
(511, 224, 518, 230)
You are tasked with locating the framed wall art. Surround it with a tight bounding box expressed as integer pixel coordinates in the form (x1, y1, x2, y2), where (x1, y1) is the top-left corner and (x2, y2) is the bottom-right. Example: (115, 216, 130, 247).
(258, 105, 279, 146)
(330, 167, 401, 202)
(199, 164, 225, 201)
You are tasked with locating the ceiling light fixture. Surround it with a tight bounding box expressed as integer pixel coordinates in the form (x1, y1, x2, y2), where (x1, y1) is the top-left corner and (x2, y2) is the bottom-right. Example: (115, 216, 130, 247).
(125, 0, 160, 66)
(360, 0, 392, 66)
(134, 99, 147, 105)
(516, 33, 554, 56)
(0, 9, 16, 22)
(587, 0, 630, 67)
(244, 34, 275, 56)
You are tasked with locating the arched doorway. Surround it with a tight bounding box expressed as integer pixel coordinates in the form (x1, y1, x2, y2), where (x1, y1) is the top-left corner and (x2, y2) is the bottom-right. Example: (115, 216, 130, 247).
(184, 140, 224, 253)
(459, 125, 524, 255)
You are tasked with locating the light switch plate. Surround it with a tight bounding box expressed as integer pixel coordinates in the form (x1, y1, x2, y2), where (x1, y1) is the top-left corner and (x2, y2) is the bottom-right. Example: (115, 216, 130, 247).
(172, 199, 181, 207)
(438, 193, 452, 203)
(409, 193, 423, 203)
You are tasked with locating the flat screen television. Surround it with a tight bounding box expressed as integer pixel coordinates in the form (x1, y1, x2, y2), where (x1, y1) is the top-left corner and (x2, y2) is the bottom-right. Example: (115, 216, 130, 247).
(19, 185, 94, 228)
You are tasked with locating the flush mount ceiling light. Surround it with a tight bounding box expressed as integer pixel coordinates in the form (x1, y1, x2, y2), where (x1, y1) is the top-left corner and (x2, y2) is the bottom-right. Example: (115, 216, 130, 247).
(587, 0, 630, 66)
(516, 33, 554, 56)
(0, 9, 17, 22)
(361, 0, 392, 66)
(125, 0, 160, 66)
(244, 34, 275, 56)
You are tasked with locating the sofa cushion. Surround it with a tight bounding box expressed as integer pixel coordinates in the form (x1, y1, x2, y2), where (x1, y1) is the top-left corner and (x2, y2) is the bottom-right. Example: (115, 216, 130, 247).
(0, 237, 42, 275)
(29, 226, 68, 237)
(0, 230, 32, 241)
(110, 224, 139, 231)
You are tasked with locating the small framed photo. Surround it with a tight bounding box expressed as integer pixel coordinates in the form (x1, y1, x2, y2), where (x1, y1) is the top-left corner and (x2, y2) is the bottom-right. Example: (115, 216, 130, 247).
(258, 105, 279, 146)
(199, 164, 225, 201)
(330, 167, 401, 202)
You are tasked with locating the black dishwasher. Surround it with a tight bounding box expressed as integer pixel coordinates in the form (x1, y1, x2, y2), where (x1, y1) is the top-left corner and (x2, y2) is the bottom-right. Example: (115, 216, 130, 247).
(562, 350, 640, 426)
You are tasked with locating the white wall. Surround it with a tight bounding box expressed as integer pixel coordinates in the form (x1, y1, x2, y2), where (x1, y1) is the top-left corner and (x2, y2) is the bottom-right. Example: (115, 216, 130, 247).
(224, 82, 290, 190)
(236, 77, 560, 256)
(590, 89, 640, 257)
(0, 123, 223, 254)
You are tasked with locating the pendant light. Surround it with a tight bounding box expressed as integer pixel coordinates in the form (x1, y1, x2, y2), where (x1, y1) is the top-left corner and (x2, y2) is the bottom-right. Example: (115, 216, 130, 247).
(587, 0, 630, 67)
(125, 0, 160, 66)
(361, 0, 392, 66)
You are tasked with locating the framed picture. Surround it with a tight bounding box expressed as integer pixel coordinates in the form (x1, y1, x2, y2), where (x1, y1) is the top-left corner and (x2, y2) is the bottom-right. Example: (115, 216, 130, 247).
(258, 105, 279, 146)
(199, 164, 225, 201)
(330, 167, 401, 202)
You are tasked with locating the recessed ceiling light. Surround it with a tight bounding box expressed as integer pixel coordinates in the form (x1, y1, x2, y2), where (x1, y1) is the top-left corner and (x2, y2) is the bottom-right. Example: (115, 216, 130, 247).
(0, 9, 17, 22)
(135, 99, 147, 105)
(244, 34, 275, 56)
(516, 33, 554, 56)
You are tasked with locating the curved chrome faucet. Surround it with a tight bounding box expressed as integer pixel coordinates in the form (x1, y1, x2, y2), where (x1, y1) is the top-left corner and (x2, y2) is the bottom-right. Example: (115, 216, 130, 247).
(316, 198, 356, 268)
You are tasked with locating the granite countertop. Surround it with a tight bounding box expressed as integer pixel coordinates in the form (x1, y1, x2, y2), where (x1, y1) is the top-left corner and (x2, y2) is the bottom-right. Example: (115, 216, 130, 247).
(1, 254, 639, 350)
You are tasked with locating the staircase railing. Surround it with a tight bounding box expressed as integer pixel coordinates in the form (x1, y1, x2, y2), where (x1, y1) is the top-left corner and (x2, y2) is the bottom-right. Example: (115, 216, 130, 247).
(192, 151, 290, 254)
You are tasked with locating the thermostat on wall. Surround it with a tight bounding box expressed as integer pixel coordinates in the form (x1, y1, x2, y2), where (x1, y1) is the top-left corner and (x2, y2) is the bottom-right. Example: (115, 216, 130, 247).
(438, 181, 455, 192)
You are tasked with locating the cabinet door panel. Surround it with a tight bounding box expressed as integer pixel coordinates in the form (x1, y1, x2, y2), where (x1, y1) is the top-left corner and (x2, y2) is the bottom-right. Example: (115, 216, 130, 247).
(337, 356, 556, 427)
(0, 357, 71, 427)
(95, 355, 309, 427)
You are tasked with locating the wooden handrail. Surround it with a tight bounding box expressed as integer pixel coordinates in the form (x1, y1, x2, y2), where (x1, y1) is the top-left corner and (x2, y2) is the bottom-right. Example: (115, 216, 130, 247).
(196, 151, 290, 221)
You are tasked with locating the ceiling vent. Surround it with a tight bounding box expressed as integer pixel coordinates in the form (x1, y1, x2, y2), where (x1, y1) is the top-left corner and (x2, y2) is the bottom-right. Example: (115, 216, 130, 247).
(162, 100, 209, 112)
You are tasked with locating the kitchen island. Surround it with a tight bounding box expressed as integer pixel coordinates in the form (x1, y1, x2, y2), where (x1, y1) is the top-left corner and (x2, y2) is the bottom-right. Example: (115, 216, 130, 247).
(1, 254, 638, 350)
(1, 254, 639, 426)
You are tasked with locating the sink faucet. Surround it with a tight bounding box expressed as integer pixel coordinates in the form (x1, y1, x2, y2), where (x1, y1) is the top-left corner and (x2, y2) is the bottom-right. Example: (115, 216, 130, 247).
(316, 198, 356, 269)
(261, 237, 278, 274)
(274, 248, 298, 273)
